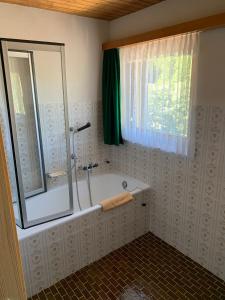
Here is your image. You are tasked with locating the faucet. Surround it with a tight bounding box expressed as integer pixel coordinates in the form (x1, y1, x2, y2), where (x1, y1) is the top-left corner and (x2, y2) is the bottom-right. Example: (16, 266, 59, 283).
(79, 163, 98, 208)
(81, 163, 99, 171)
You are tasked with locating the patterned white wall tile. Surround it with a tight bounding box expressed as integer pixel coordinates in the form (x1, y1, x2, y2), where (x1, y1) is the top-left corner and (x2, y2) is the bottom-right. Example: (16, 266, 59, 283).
(20, 193, 150, 297)
(10, 98, 225, 295)
(109, 103, 225, 283)
(1, 98, 111, 197)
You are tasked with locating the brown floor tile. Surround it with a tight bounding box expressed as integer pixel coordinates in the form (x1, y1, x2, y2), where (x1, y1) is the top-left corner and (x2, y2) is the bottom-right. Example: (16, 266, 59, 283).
(29, 232, 225, 300)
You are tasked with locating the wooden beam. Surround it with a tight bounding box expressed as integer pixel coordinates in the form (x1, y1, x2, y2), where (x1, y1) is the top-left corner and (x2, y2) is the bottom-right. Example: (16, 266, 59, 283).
(0, 128, 27, 300)
(102, 12, 225, 50)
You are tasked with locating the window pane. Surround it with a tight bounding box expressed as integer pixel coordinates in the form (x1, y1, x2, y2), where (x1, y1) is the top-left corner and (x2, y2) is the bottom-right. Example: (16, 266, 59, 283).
(120, 32, 198, 155)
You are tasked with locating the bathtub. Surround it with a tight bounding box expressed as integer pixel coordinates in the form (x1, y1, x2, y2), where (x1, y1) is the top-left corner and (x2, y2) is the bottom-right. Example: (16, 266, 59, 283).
(17, 172, 150, 297)
(18, 172, 149, 225)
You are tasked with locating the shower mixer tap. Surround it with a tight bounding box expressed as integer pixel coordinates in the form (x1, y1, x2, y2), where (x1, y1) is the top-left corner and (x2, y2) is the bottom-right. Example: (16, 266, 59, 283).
(81, 163, 99, 171)
(80, 163, 98, 209)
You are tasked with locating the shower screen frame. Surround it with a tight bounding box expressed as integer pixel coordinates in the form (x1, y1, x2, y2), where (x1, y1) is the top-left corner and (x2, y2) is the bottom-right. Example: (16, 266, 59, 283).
(0, 39, 73, 228)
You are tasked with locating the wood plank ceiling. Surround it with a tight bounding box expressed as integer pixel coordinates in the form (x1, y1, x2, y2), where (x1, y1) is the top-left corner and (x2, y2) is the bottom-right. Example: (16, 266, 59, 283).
(0, 0, 165, 20)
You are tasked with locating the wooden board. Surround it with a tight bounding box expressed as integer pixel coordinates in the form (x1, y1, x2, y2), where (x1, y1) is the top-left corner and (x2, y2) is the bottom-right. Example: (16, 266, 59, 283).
(0, 0, 165, 20)
(102, 12, 225, 50)
(0, 128, 27, 300)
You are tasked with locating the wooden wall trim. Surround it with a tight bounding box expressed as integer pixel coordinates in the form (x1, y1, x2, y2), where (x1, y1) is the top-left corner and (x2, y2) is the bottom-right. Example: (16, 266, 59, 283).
(0, 128, 27, 300)
(102, 12, 225, 50)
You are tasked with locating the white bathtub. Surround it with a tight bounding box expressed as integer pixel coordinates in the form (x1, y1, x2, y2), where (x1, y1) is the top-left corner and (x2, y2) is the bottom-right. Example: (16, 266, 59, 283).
(17, 172, 149, 233)
(77, 172, 149, 209)
(17, 172, 150, 297)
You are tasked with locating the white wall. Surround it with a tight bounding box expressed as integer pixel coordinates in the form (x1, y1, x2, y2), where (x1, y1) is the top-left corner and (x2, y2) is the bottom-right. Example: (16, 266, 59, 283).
(34, 51, 63, 104)
(2, 1, 225, 117)
(197, 28, 225, 104)
(110, 0, 225, 40)
(109, 0, 225, 106)
(0, 2, 109, 104)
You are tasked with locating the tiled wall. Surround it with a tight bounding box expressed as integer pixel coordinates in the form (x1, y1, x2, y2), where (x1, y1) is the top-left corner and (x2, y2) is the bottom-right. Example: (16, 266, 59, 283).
(19, 191, 149, 297)
(39, 99, 110, 182)
(68, 100, 110, 178)
(39, 99, 111, 188)
(0, 99, 110, 196)
(109, 104, 225, 282)
(5, 95, 225, 292)
(15, 113, 43, 193)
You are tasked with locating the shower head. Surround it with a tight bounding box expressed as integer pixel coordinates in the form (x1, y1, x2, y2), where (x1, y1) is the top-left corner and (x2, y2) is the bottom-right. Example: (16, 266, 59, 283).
(70, 122, 91, 133)
(77, 122, 91, 132)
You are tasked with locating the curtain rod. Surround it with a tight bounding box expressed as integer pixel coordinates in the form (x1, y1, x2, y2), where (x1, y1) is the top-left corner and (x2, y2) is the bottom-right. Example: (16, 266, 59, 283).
(102, 12, 225, 50)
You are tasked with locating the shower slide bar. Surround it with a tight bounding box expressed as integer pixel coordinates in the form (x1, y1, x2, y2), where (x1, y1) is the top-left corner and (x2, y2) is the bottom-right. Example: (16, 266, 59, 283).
(70, 121, 92, 211)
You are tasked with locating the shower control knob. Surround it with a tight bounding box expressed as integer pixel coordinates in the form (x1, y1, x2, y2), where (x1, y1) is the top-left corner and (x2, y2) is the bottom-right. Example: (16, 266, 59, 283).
(122, 180, 128, 189)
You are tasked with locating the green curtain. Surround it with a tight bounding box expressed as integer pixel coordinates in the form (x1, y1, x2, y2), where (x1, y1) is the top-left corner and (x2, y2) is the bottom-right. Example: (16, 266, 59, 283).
(102, 48, 123, 145)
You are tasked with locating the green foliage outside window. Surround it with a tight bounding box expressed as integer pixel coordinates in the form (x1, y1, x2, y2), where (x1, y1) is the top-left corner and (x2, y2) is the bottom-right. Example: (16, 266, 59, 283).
(146, 55, 192, 137)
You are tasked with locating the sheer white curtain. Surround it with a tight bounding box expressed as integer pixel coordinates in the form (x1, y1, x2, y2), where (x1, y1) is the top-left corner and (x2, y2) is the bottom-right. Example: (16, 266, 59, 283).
(120, 32, 199, 156)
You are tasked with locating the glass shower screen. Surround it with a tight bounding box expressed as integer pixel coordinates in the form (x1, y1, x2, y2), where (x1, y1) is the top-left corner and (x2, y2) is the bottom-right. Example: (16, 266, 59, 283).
(0, 40, 73, 228)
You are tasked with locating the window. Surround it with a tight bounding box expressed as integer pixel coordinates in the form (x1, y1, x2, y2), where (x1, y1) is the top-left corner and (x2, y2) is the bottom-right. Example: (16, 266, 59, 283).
(120, 32, 198, 155)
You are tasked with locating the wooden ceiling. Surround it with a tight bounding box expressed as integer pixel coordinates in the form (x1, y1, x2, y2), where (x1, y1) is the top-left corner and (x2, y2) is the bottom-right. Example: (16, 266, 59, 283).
(0, 0, 165, 20)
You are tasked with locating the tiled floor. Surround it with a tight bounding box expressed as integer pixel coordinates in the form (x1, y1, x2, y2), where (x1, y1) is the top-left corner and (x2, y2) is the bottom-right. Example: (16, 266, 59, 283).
(30, 232, 225, 300)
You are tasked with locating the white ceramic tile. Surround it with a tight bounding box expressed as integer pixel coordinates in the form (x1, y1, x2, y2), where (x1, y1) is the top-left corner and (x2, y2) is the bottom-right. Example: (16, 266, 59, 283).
(109, 103, 225, 283)
(20, 190, 149, 297)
